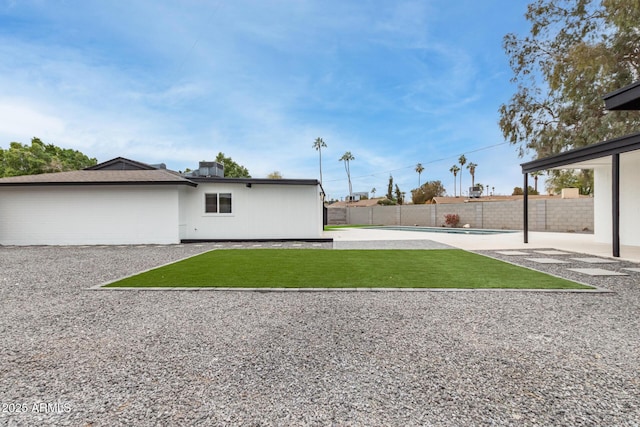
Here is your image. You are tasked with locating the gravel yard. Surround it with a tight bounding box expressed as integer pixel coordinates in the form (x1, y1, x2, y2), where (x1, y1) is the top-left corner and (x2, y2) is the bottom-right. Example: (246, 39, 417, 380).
(1, 243, 639, 426)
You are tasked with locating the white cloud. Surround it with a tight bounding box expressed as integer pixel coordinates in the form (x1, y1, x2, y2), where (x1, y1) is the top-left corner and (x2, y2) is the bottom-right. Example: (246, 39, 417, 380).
(0, 100, 66, 142)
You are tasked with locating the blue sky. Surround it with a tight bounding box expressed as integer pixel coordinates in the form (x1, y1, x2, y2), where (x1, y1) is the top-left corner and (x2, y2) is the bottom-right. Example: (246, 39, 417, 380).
(0, 0, 537, 200)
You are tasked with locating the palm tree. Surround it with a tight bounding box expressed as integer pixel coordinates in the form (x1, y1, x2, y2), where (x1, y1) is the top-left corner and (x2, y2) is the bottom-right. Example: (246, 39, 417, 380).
(449, 165, 460, 197)
(371, 187, 376, 198)
(458, 154, 467, 196)
(312, 137, 327, 187)
(339, 151, 355, 202)
(466, 162, 477, 188)
(531, 170, 543, 193)
(415, 163, 425, 187)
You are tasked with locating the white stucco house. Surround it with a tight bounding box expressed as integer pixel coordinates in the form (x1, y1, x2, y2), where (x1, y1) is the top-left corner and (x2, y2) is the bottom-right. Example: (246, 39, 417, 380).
(0, 157, 325, 245)
(521, 80, 640, 257)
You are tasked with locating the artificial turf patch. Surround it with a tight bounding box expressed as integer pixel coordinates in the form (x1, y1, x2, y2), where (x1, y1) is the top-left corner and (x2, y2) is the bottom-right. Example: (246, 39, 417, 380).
(104, 249, 591, 289)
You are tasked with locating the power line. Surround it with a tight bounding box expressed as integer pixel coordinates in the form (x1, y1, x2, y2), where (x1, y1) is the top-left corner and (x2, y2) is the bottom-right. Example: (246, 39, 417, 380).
(323, 141, 510, 183)
(174, 1, 224, 76)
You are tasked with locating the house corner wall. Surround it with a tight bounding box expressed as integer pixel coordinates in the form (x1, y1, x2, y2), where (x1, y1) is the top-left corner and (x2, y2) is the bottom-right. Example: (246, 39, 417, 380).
(620, 151, 640, 246)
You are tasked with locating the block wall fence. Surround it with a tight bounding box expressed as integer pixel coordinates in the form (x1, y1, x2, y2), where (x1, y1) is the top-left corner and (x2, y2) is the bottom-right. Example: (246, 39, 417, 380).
(327, 198, 594, 233)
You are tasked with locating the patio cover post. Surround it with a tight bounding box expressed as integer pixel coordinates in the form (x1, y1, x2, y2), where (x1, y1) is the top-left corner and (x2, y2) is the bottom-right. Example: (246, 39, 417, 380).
(612, 153, 620, 257)
(523, 172, 528, 243)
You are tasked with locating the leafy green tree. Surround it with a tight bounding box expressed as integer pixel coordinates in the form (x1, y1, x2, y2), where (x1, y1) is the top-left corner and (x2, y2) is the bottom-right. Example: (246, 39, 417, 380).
(499, 0, 640, 193)
(411, 180, 446, 204)
(415, 163, 424, 187)
(339, 151, 355, 202)
(267, 171, 283, 179)
(449, 165, 460, 197)
(394, 184, 403, 205)
(513, 186, 540, 196)
(547, 169, 593, 195)
(215, 152, 251, 178)
(546, 169, 593, 195)
(312, 137, 327, 187)
(0, 137, 97, 177)
(377, 198, 397, 206)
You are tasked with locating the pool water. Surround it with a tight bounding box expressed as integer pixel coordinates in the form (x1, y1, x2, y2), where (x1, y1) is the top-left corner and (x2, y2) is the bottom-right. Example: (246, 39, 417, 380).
(365, 226, 519, 235)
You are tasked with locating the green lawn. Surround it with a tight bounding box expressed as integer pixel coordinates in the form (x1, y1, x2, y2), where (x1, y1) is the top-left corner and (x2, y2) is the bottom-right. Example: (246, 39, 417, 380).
(324, 224, 376, 230)
(104, 249, 591, 289)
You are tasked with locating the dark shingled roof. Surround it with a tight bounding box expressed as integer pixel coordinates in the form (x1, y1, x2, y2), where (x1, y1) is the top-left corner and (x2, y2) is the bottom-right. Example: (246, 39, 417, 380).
(0, 156, 320, 188)
(0, 169, 198, 187)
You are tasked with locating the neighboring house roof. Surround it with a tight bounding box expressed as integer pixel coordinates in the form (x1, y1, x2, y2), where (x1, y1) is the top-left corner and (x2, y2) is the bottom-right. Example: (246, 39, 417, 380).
(432, 195, 570, 204)
(0, 169, 198, 187)
(431, 197, 468, 204)
(329, 198, 384, 207)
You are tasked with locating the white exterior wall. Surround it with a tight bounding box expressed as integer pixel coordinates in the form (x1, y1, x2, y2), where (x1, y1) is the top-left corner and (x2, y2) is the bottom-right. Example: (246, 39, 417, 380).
(593, 150, 640, 246)
(593, 165, 612, 243)
(0, 186, 180, 245)
(180, 183, 323, 240)
(620, 151, 640, 246)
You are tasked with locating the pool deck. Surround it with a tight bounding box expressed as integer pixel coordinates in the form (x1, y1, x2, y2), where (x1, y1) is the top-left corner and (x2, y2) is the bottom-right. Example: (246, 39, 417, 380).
(326, 227, 640, 262)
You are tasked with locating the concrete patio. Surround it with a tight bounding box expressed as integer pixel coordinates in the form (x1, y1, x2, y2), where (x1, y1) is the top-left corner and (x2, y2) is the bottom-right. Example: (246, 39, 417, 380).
(326, 227, 640, 262)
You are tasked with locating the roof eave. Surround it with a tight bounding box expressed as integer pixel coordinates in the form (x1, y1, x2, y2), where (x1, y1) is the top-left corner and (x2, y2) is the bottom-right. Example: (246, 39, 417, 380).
(521, 131, 640, 173)
(0, 180, 198, 187)
(188, 177, 320, 186)
(603, 80, 640, 110)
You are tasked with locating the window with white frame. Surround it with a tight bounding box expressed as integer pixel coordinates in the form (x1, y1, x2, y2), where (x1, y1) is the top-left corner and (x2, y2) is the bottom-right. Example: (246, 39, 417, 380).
(205, 193, 232, 214)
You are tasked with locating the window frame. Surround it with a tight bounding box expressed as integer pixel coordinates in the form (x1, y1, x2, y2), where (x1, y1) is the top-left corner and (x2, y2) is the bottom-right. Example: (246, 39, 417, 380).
(203, 192, 233, 216)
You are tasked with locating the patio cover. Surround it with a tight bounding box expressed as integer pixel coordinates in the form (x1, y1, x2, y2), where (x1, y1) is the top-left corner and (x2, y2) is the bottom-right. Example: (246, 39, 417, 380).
(520, 80, 640, 257)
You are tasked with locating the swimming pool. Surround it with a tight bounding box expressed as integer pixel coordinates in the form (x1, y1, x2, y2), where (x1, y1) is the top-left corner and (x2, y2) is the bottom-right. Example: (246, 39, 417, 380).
(365, 226, 519, 235)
